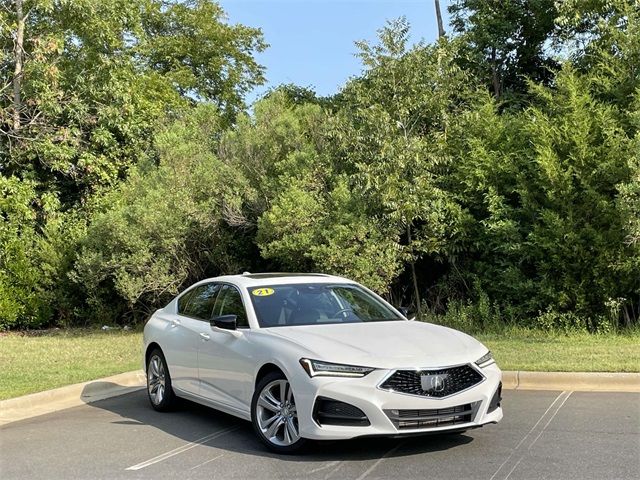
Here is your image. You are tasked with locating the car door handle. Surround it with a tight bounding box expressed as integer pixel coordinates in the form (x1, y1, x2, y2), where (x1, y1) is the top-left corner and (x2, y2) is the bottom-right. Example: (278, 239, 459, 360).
(199, 332, 210, 341)
(170, 319, 181, 327)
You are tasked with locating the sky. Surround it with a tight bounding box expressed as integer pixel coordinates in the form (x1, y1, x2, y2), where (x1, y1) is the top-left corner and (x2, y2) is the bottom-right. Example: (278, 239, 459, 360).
(220, 0, 452, 103)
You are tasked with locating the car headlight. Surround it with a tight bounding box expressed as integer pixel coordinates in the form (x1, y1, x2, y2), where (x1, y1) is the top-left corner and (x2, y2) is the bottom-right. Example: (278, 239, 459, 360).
(475, 351, 495, 368)
(299, 358, 375, 378)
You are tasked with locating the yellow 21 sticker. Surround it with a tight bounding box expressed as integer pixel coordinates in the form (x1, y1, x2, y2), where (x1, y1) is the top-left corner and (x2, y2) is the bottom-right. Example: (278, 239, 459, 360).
(252, 288, 275, 297)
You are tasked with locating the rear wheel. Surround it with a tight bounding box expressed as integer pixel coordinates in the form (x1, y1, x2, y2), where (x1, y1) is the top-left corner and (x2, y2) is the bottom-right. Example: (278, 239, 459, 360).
(251, 371, 308, 453)
(146, 348, 177, 411)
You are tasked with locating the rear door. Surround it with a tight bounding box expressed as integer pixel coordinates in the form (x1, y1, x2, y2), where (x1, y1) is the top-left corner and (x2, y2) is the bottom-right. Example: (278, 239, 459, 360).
(163, 283, 221, 395)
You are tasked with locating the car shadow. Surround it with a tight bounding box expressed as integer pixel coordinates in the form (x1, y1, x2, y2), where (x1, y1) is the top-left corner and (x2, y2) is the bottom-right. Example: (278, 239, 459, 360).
(83, 383, 474, 461)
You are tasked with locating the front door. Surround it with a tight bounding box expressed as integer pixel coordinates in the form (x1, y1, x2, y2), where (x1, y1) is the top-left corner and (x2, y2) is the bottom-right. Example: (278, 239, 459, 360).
(198, 285, 255, 413)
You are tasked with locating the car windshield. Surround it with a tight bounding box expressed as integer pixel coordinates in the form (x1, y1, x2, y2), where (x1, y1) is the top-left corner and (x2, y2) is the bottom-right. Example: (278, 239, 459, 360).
(248, 283, 404, 327)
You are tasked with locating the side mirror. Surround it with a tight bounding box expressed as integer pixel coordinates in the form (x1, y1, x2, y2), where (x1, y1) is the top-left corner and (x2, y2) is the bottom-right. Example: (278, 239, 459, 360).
(211, 314, 237, 330)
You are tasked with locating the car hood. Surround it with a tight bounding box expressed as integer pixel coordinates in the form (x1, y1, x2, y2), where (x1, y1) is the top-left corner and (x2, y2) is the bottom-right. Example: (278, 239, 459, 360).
(265, 321, 486, 369)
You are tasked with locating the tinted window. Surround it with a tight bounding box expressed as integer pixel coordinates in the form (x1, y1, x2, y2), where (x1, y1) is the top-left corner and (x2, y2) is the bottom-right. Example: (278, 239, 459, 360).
(249, 283, 402, 327)
(181, 283, 221, 320)
(177, 289, 196, 315)
(214, 285, 248, 328)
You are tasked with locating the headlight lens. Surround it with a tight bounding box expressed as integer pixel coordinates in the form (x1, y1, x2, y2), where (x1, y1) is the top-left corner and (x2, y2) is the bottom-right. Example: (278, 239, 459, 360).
(299, 358, 375, 378)
(475, 351, 495, 368)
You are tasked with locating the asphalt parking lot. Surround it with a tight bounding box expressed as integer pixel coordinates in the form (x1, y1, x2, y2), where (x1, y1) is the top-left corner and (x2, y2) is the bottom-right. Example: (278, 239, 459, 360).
(1, 389, 638, 480)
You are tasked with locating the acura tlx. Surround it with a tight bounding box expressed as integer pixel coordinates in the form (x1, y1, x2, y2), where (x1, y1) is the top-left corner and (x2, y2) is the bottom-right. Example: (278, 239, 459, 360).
(143, 273, 503, 453)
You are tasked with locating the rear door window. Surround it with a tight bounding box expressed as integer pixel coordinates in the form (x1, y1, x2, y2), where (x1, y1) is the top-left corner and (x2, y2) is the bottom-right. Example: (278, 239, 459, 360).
(177, 289, 196, 315)
(180, 283, 221, 320)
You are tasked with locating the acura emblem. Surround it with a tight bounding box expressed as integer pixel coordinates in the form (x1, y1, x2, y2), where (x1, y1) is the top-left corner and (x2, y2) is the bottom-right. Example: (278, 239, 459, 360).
(421, 373, 448, 393)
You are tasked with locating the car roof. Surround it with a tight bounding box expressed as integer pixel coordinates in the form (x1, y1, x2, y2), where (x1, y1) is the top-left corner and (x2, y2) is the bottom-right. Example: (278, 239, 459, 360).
(198, 272, 353, 288)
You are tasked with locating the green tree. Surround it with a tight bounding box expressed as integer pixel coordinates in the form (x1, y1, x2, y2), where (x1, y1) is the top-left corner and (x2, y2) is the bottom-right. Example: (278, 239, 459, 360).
(0, 0, 265, 202)
(219, 90, 402, 292)
(614, 88, 640, 327)
(330, 19, 479, 311)
(449, 0, 558, 100)
(450, 67, 638, 328)
(556, 0, 640, 113)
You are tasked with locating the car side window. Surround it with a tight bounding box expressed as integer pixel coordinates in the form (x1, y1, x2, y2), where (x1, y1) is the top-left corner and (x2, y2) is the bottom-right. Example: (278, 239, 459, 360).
(181, 283, 221, 320)
(214, 285, 249, 328)
(177, 289, 196, 315)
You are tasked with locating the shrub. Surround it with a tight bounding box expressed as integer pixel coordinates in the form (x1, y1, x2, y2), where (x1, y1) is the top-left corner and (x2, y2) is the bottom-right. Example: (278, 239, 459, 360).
(71, 107, 253, 323)
(0, 176, 83, 329)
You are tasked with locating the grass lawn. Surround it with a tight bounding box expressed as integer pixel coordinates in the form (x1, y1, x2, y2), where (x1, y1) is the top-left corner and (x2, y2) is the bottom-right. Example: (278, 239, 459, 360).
(0, 329, 142, 401)
(0, 327, 638, 401)
(478, 330, 640, 373)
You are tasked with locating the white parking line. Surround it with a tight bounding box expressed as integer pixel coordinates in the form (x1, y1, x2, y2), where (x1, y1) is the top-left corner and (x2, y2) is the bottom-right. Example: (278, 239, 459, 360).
(502, 456, 525, 480)
(528, 391, 572, 448)
(125, 426, 239, 471)
(189, 453, 225, 470)
(354, 441, 405, 480)
(490, 390, 573, 480)
(322, 461, 345, 480)
(309, 460, 340, 474)
(489, 391, 565, 480)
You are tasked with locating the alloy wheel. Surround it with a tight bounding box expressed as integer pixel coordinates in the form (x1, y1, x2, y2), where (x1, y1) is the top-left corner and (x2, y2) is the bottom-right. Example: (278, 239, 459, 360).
(256, 379, 300, 446)
(147, 354, 166, 406)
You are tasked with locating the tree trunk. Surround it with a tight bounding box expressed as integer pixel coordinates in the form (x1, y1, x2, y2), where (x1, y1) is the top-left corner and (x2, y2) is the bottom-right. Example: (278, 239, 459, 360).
(12, 0, 25, 131)
(406, 225, 422, 319)
(491, 46, 500, 99)
(434, 0, 446, 38)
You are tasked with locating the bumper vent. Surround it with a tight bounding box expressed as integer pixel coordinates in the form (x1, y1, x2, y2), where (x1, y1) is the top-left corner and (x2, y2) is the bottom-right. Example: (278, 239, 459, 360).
(313, 397, 370, 426)
(488, 382, 502, 413)
(379, 365, 483, 398)
(385, 402, 478, 430)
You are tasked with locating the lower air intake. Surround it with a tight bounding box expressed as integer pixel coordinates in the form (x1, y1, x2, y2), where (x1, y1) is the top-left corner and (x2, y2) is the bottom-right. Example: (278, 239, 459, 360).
(385, 402, 478, 430)
(313, 397, 370, 426)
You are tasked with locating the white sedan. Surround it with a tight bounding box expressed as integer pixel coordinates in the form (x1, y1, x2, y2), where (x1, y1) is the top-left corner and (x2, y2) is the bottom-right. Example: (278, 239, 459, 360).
(143, 273, 503, 453)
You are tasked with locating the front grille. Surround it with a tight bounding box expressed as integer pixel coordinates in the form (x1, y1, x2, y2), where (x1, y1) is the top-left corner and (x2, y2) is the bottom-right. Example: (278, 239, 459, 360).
(313, 397, 370, 426)
(385, 403, 478, 430)
(379, 365, 483, 398)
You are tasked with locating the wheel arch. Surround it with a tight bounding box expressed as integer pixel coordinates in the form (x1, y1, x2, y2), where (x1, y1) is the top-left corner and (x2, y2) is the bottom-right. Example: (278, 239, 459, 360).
(255, 362, 285, 388)
(145, 342, 162, 371)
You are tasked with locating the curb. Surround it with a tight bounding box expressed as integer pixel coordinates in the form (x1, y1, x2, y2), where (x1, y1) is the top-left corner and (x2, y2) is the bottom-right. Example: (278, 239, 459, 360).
(1, 370, 638, 426)
(0, 370, 146, 426)
(501, 371, 640, 392)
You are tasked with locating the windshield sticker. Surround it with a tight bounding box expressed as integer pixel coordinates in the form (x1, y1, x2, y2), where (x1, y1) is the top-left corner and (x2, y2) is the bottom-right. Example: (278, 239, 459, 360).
(252, 288, 275, 297)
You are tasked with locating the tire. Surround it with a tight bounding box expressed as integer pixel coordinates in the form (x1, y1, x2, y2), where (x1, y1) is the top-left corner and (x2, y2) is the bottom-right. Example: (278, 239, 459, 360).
(146, 348, 177, 412)
(251, 371, 308, 454)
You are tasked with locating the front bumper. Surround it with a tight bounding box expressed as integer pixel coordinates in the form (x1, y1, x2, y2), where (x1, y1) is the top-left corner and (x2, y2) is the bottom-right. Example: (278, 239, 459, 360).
(294, 363, 503, 440)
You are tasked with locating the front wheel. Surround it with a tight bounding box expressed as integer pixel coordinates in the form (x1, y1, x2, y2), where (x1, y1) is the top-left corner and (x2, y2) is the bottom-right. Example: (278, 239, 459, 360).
(251, 371, 308, 453)
(146, 348, 177, 411)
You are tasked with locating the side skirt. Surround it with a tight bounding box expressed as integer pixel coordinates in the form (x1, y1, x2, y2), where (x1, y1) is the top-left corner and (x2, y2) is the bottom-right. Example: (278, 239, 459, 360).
(173, 387, 252, 421)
